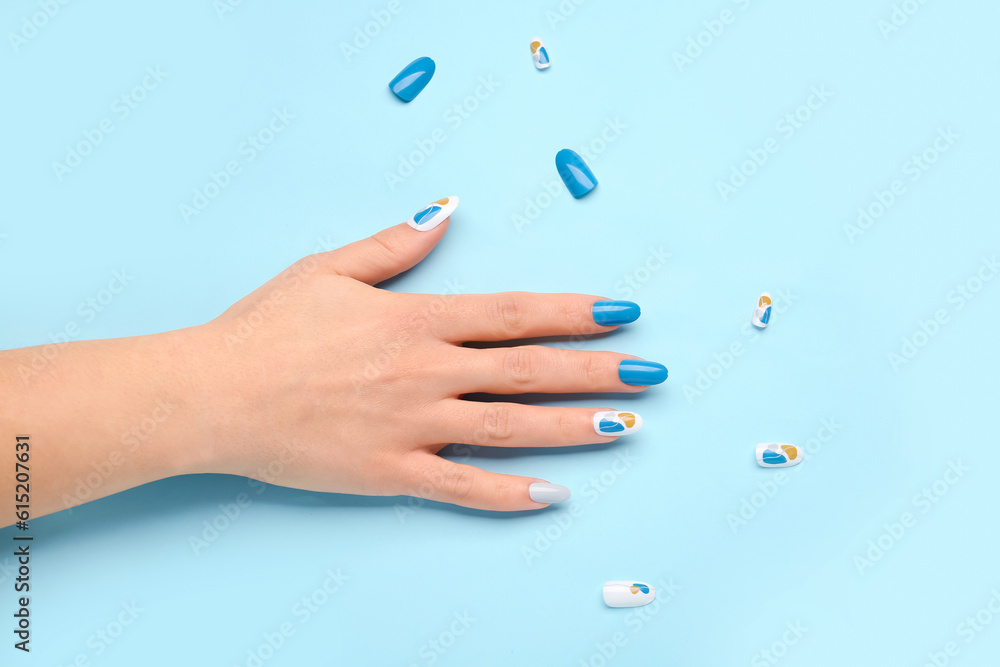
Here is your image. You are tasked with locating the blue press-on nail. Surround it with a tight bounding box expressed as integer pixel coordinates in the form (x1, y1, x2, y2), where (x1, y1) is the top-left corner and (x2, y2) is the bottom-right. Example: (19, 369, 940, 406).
(618, 360, 668, 386)
(593, 300, 640, 326)
(555, 149, 597, 198)
(389, 57, 435, 102)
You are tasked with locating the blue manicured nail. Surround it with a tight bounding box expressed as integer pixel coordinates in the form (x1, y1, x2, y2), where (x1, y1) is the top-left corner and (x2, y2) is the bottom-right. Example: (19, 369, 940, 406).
(555, 149, 597, 198)
(618, 360, 668, 386)
(389, 56, 435, 102)
(593, 300, 640, 326)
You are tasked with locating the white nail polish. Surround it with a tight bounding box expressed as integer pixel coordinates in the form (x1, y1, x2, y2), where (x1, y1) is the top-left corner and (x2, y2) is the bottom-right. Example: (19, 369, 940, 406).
(407, 196, 459, 231)
(529, 37, 550, 69)
(593, 411, 643, 436)
(603, 581, 656, 608)
(529, 483, 571, 503)
(756, 442, 802, 467)
(752, 292, 772, 328)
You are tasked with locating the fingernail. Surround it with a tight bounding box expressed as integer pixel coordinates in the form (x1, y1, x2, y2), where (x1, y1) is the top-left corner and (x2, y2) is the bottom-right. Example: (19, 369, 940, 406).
(618, 360, 668, 386)
(389, 56, 435, 102)
(407, 196, 458, 231)
(529, 483, 571, 504)
(555, 149, 598, 198)
(594, 411, 643, 436)
(593, 300, 640, 326)
(752, 292, 772, 328)
(756, 443, 802, 468)
(530, 37, 551, 69)
(603, 581, 656, 608)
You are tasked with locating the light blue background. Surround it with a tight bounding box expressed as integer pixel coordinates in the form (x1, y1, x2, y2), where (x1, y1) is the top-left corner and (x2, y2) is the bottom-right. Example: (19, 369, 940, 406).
(2, 1, 999, 665)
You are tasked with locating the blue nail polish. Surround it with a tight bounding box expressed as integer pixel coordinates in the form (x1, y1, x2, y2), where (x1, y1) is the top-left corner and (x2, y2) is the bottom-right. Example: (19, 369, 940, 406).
(389, 57, 435, 102)
(618, 360, 668, 386)
(555, 149, 598, 198)
(593, 300, 640, 326)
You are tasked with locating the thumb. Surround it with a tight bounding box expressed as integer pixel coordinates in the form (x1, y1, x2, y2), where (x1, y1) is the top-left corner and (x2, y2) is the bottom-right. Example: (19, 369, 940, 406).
(323, 197, 457, 285)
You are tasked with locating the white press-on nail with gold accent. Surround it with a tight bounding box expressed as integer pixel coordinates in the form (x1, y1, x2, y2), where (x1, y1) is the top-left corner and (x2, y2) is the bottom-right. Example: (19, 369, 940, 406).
(406, 196, 459, 231)
(603, 581, 656, 608)
(756, 443, 802, 468)
(529, 37, 550, 69)
(593, 411, 643, 436)
(752, 292, 772, 328)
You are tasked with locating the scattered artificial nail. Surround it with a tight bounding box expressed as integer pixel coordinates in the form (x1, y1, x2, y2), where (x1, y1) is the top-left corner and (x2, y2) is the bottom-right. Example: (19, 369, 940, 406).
(529, 37, 551, 69)
(618, 360, 668, 386)
(389, 56, 436, 102)
(756, 443, 802, 468)
(406, 196, 458, 231)
(752, 292, 772, 328)
(592, 300, 640, 326)
(593, 411, 643, 436)
(529, 483, 571, 504)
(555, 149, 598, 198)
(603, 581, 656, 608)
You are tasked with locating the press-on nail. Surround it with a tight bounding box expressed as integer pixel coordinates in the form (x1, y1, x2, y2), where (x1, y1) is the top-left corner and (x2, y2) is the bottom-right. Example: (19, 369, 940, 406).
(389, 56, 435, 102)
(618, 360, 668, 386)
(593, 300, 640, 326)
(756, 443, 802, 468)
(603, 581, 656, 608)
(752, 292, 772, 329)
(555, 149, 597, 198)
(529, 37, 551, 69)
(407, 196, 458, 231)
(594, 411, 643, 436)
(529, 483, 571, 504)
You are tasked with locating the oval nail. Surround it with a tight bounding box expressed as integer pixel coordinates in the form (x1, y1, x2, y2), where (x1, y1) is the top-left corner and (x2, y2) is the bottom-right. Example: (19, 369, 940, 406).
(618, 360, 668, 386)
(756, 443, 802, 468)
(529, 37, 551, 69)
(389, 56, 436, 102)
(555, 149, 598, 198)
(407, 196, 459, 231)
(593, 411, 643, 436)
(528, 483, 571, 504)
(603, 581, 656, 608)
(752, 292, 772, 329)
(593, 300, 640, 326)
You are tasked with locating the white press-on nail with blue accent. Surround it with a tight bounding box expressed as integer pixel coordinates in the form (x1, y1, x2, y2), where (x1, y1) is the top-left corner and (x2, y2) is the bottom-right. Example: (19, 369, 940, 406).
(406, 196, 459, 231)
(530, 37, 550, 69)
(756, 443, 802, 468)
(593, 411, 643, 436)
(603, 581, 656, 608)
(752, 292, 772, 328)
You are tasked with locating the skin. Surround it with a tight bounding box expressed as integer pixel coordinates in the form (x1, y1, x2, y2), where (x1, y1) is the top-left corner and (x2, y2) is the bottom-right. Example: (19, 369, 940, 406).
(0, 217, 658, 526)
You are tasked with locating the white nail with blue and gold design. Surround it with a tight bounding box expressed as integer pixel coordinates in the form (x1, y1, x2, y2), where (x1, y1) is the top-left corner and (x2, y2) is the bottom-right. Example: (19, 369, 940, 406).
(752, 292, 772, 328)
(406, 196, 459, 231)
(756, 442, 802, 468)
(593, 410, 643, 436)
(603, 581, 656, 608)
(529, 37, 550, 69)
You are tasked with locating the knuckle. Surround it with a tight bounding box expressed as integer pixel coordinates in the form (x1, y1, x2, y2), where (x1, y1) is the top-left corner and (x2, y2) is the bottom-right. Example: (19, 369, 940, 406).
(583, 353, 605, 384)
(502, 347, 536, 387)
(443, 468, 476, 503)
(480, 405, 515, 443)
(557, 412, 577, 440)
(489, 294, 525, 337)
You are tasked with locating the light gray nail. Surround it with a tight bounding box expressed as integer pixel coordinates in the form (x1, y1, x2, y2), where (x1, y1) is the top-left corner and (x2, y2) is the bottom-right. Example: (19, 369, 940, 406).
(529, 483, 571, 504)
